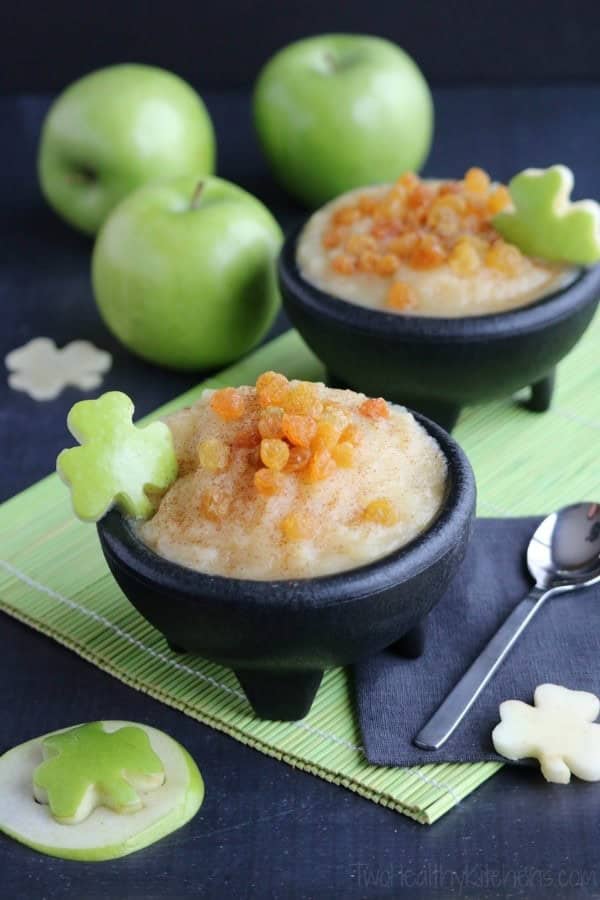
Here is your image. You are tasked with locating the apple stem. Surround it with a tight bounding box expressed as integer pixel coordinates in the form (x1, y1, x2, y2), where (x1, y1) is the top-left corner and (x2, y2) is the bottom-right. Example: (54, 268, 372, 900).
(190, 182, 205, 210)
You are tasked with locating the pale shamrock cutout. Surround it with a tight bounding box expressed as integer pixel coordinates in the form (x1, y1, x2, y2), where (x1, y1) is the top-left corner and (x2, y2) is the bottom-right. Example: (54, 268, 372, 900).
(493, 165, 600, 264)
(57, 391, 178, 521)
(33, 722, 165, 824)
(6, 338, 112, 402)
(492, 684, 600, 784)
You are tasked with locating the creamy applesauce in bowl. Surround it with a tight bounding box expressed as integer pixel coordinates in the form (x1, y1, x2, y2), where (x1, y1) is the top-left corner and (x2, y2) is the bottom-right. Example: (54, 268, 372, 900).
(97, 372, 475, 719)
(297, 169, 576, 317)
(280, 167, 600, 432)
(137, 373, 448, 580)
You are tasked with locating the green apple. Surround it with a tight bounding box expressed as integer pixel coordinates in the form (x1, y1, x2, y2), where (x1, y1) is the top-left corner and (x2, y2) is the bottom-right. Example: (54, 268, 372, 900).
(92, 175, 282, 370)
(0, 721, 204, 861)
(253, 34, 433, 208)
(38, 64, 215, 235)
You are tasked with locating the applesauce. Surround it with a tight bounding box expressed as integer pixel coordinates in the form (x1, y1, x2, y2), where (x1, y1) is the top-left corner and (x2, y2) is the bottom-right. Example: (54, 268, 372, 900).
(297, 169, 575, 317)
(137, 374, 447, 580)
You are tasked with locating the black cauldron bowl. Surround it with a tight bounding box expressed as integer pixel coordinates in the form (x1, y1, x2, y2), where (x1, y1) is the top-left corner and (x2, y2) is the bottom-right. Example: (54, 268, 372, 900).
(97, 413, 475, 722)
(279, 224, 600, 431)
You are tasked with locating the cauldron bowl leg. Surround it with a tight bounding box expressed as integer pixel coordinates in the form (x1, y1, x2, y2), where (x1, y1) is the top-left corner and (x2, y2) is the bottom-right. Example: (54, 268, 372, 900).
(235, 668, 324, 721)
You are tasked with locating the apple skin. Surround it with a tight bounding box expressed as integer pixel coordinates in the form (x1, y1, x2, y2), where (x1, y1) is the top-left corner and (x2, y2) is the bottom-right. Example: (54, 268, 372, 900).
(92, 175, 282, 370)
(38, 64, 216, 235)
(253, 34, 433, 208)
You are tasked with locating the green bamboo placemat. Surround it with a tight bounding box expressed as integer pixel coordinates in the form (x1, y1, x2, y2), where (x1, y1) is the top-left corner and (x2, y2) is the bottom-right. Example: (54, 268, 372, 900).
(1, 314, 598, 824)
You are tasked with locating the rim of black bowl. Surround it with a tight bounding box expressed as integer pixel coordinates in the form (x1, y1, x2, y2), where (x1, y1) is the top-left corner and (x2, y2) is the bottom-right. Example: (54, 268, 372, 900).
(97, 412, 475, 609)
(279, 222, 600, 342)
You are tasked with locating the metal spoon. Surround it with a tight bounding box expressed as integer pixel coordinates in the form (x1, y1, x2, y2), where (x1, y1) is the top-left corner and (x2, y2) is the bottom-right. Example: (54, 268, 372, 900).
(414, 502, 600, 751)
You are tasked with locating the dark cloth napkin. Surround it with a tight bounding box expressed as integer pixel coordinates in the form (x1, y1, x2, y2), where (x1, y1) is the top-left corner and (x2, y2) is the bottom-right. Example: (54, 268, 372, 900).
(354, 517, 600, 766)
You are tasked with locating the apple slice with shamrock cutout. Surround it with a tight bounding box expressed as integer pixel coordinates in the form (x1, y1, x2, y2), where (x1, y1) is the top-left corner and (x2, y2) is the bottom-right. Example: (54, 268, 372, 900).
(33, 721, 166, 824)
(0, 721, 204, 860)
(493, 164, 600, 265)
(57, 391, 178, 521)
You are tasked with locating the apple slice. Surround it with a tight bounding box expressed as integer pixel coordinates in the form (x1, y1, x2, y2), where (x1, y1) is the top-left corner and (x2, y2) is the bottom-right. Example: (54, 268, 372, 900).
(0, 721, 204, 861)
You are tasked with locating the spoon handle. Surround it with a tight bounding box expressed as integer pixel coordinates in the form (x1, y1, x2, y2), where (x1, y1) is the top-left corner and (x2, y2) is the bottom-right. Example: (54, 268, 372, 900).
(414, 586, 547, 750)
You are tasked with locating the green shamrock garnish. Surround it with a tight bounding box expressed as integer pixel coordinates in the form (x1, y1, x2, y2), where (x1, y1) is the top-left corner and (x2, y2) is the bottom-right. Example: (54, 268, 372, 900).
(57, 391, 178, 521)
(493, 165, 600, 265)
(33, 722, 165, 824)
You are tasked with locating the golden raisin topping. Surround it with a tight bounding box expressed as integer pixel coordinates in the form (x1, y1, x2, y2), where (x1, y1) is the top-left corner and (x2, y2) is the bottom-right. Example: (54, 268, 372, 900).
(199, 377, 373, 508)
(487, 185, 511, 215)
(197, 438, 229, 472)
(260, 438, 290, 471)
(485, 240, 523, 275)
(464, 166, 490, 194)
(254, 467, 283, 496)
(192, 376, 408, 542)
(200, 488, 230, 522)
(322, 228, 343, 249)
(332, 441, 355, 468)
(282, 413, 317, 448)
(232, 428, 261, 449)
(280, 513, 313, 541)
(363, 498, 399, 526)
(359, 397, 390, 420)
(210, 387, 246, 421)
(331, 253, 355, 275)
(283, 382, 323, 418)
(312, 419, 340, 452)
(387, 281, 417, 311)
(340, 423, 362, 445)
(256, 371, 289, 408)
(285, 445, 311, 472)
(258, 406, 284, 439)
(303, 448, 336, 484)
(449, 237, 481, 277)
(321, 169, 523, 310)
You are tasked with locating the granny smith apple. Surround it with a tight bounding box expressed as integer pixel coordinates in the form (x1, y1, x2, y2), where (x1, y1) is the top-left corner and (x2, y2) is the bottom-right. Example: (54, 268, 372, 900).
(92, 175, 282, 370)
(39, 64, 215, 235)
(253, 34, 433, 208)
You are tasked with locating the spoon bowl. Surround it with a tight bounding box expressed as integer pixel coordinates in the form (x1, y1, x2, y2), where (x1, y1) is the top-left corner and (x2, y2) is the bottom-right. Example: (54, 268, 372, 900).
(528, 502, 600, 589)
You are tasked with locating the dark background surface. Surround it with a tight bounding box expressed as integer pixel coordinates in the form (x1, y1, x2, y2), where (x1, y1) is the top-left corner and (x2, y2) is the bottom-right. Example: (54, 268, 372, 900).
(2, 4, 600, 898)
(2, 0, 600, 90)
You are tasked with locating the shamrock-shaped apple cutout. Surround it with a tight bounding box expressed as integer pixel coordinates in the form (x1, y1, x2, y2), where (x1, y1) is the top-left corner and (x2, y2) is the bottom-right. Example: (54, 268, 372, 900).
(33, 722, 165, 824)
(492, 684, 600, 784)
(57, 391, 178, 521)
(6, 337, 112, 401)
(493, 165, 600, 265)
(0, 721, 204, 860)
